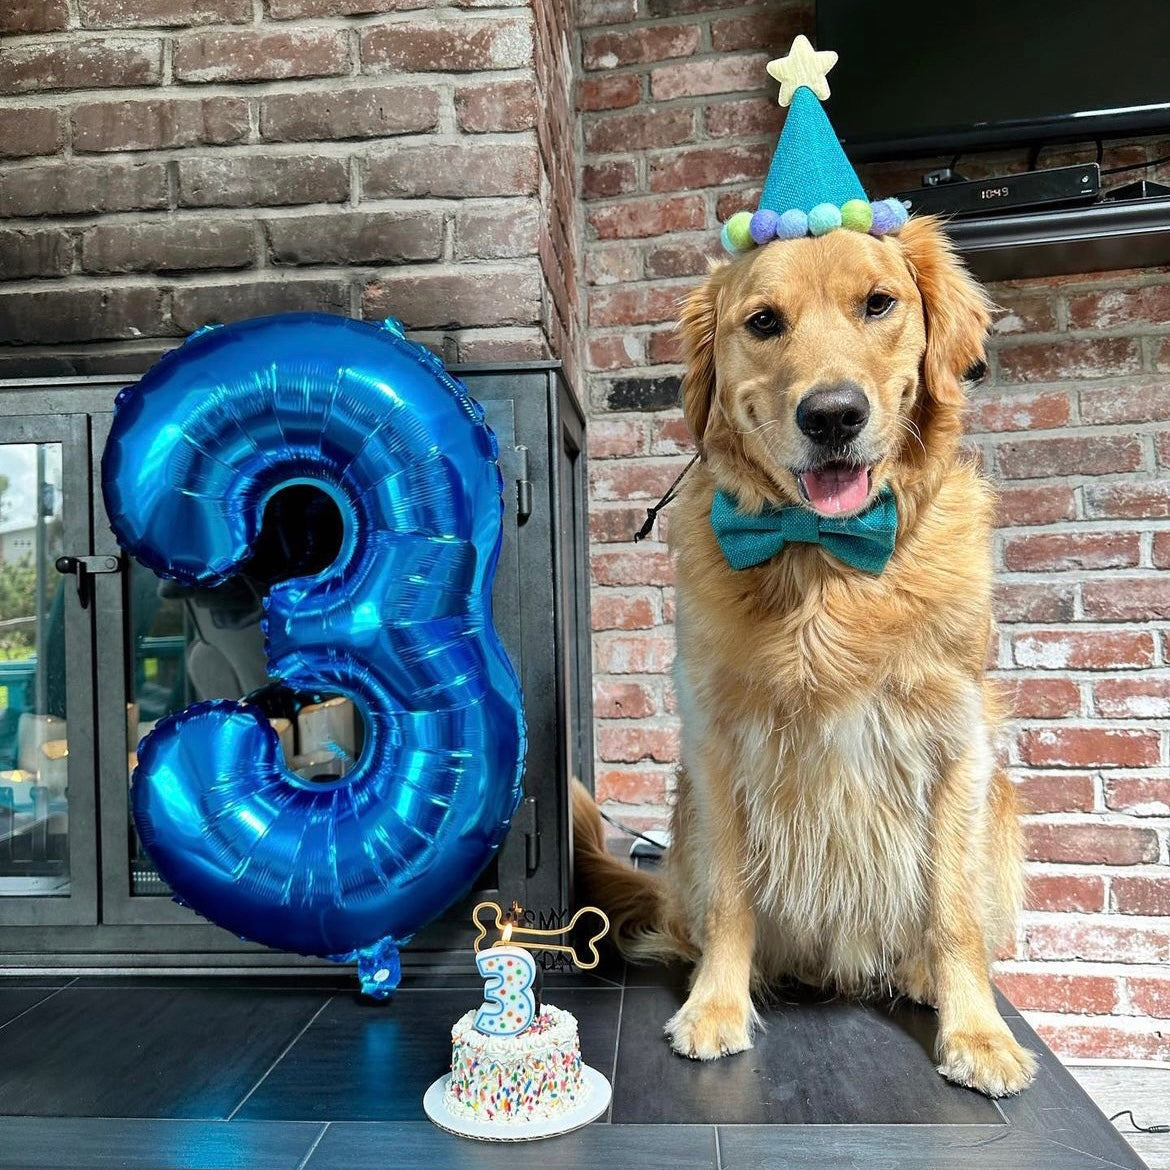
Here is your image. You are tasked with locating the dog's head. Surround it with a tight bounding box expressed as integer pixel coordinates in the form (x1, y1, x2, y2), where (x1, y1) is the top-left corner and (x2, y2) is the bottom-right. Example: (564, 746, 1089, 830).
(680, 215, 990, 517)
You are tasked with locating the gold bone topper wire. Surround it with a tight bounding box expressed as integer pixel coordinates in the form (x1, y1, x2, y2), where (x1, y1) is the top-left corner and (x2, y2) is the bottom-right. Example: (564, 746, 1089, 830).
(471, 901, 611, 970)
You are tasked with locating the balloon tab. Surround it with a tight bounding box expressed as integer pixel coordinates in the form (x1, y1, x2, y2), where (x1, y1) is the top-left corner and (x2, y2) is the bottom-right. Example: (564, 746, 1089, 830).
(355, 937, 402, 999)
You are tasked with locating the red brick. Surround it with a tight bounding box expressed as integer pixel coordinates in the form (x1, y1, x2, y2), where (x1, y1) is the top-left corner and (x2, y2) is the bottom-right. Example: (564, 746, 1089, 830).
(590, 283, 691, 327)
(1093, 677, 1170, 719)
(1024, 872, 1105, 913)
(82, 220, 257, 274)
(997, 337, 1141, 383)
(590, 507, 652, 544)
(588, 196, 706, 240)
(1012, 630, 1153, 670)
(1018, 727, 1160, 768)
(996, 435, 1143, 479)
(261, 86, 438, 141)
(1159, 430, 1170, 468)
(267, 211, 443, 266)
(1026, 919, 1170, 964)
(1104, 777, 1170, 816)
(454, 203, 540, 261)
(1011, 769, 1093, 812)
(0, 38, 162, 96)
(588, 334, 641, 371)
(456, 79, 536, 132)
(710, 7, 810, 53)
(966, 390, 1070, 433)
(994, 485, 1076, 527)
(588, 418, 644, 458)
(1034, 1020, 1170, 1064)
(174, 29, 349, 82)
(1001, 532, 1140, 572)
(648, 330, 684, 365)
(995, 971, 1118, 1015)
(0, 161, 167, 217)
(578, 75, 642, 112)
(178, 156, 348, 209)
(582, 24, 700, 70)
(999, 678, 1081, 721)
(1114, 876, 1170, 917)
(649, 414, 694, 456)
(650, 53, 768, 101)
(583, 161, 639, 200)
(1066, 283, 1170, 329)
(988, 289, 1060, 334)
(703, 95, 781, 139)
(0, 228, 74, 281)
(171, 280, 350, 333)
(993, 583, 1075, 623)
(455, 330, 545, 364)
(716, 187, 761, 221)
(361, 18, 532, 72)
(1127, 976, 1170, 1018)
(591, 551, 674, 588)
(584, 108, 695, 154)
(1023, 821, 1158, 865)
(0, 287, 167, 345)
(1, 0, 69, 33)
(586, 246, 642, 286)
(592, 630, 675, 672)
(598, 723, 679, 764)
(1082, 578, 1170, 621)
(596, 767, 670, 805)
(366, 143, 537, 198)
(578, 0, 637, 24)
(1084, 481, 1170, 519)
(593, 679, 656, 718)
(649, 144, 771, 194)
(590, 458, 689, 500)
(73, 97, 248, 152)
(591, 593, 656, 632)
(269, 0, 430, 14)
(0, 108, 64, 159)
(80, 0, 250, 24)
(362, 268, 541, 330)
(644, 241, 717, 279)
(1079, 379, 1170, 424)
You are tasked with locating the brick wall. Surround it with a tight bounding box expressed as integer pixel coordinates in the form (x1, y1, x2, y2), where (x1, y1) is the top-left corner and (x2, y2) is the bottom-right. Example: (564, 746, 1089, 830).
(0, 0, 580, 378)
(579, 0, 1170, 1060)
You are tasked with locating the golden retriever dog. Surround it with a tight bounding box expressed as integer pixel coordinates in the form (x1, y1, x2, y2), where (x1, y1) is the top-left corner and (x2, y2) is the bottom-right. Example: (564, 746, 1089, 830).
(573, 214, 1037, 1097)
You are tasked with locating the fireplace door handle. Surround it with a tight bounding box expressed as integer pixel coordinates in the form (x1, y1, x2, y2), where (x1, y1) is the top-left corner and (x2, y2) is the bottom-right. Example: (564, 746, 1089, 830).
(54, 554, 121, 610)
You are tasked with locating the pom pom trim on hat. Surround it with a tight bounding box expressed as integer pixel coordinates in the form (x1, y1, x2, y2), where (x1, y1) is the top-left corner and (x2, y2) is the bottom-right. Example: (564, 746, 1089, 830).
(721, 197, 908, 254)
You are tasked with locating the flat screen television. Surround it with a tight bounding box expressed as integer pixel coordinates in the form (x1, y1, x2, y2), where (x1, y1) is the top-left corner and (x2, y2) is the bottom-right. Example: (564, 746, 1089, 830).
(817, 2, 1170, 161)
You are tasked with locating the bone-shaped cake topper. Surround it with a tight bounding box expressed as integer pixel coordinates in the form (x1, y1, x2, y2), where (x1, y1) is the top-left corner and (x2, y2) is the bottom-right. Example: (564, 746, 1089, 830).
(471, 901, 611, 970)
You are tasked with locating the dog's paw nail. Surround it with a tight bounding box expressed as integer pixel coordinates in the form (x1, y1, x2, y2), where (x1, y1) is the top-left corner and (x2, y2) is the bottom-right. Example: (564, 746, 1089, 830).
(665, 1000, 754, 1061)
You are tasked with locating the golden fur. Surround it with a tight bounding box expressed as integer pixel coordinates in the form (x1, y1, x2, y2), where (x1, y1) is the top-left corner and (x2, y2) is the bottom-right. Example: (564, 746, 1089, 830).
(574, 216, 1036, 1097)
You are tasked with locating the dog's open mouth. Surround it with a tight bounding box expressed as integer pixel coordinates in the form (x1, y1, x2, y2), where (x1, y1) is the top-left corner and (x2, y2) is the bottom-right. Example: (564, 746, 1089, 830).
(796, 462, 872, 515)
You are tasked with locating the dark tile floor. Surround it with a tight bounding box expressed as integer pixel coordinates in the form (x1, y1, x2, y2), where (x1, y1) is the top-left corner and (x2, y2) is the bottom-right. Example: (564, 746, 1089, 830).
(0, 963, 1148, 1170)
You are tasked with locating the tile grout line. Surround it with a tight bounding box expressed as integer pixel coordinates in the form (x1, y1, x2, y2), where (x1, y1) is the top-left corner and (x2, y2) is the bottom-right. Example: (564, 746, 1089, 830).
(0, 981, 74, 1035)
(226, 996, 334, 1122)
(605, 977, 625, 1124)
(295, 1122, 331, 1170)
(714, 1123, 723, 1170)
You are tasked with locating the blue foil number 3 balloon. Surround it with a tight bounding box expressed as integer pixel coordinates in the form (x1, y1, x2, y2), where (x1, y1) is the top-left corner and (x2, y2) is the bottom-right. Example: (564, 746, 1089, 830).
(102, 313, 527, 996)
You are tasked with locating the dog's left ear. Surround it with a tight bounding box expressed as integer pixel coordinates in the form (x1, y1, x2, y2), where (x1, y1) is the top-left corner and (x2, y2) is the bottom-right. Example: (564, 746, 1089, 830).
(898, 216, 992, 407)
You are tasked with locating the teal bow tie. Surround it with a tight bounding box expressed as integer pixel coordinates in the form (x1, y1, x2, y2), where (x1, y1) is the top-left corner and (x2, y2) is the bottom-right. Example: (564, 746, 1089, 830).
(710, 486, 898, 574)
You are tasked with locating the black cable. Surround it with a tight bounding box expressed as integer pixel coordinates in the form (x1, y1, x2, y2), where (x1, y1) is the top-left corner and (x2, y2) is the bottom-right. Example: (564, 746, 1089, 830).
(1101, 152, 1170, 177)
(1109, 1109, 1170, 1134)
(633, 451, 699, 542)
(597, 807, 666, 852)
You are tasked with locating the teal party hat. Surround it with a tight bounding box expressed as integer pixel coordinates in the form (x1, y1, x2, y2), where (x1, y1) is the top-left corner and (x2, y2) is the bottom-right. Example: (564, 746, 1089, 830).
(721, 35, 908, 254)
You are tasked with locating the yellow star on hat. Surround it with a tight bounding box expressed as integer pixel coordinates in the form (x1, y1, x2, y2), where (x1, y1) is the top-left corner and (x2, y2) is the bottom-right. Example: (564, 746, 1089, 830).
(766, 34, 838, 107)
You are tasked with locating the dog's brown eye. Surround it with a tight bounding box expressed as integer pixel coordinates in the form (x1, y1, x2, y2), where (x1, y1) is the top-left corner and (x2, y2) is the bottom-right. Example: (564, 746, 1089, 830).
(865, 292, 896, 319)
(746, 309, 784, 338)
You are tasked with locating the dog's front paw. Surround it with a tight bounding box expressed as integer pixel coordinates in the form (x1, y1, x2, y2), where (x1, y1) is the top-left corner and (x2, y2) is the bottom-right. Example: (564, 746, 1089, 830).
(665, 996, 756, 1060)
(937, 1027, 1037, 1097)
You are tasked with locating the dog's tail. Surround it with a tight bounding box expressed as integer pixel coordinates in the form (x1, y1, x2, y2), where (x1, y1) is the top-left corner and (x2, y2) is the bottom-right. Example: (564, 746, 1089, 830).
(571, 779, 695, 964)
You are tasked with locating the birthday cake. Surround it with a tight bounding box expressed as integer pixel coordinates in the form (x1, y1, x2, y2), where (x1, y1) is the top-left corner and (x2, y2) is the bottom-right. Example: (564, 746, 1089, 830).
(442, 1003, 586, 1123)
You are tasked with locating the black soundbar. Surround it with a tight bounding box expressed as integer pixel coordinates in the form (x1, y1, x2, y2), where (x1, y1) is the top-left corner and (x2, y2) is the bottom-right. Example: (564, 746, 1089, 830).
(895, 164, 1100, 219)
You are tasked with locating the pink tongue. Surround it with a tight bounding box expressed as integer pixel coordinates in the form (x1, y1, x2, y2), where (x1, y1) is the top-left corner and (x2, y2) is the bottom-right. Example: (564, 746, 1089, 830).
(800, 466, 869, 515)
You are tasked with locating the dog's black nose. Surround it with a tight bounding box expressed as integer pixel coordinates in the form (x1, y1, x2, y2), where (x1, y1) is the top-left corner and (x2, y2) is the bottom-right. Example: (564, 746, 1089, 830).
(795, 383, 871, 447)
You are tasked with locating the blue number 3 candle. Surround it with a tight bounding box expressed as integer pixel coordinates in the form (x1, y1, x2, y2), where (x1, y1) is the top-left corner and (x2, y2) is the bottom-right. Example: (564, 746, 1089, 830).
(474, 944, 540, 1036)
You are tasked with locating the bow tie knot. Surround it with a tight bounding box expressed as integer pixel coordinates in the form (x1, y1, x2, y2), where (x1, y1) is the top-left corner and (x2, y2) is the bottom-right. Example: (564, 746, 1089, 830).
(710, 486, 898, 574)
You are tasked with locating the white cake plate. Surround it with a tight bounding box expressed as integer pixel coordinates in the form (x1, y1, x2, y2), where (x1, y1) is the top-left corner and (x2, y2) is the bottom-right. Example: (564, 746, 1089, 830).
(423, 1064, 611, 1142)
